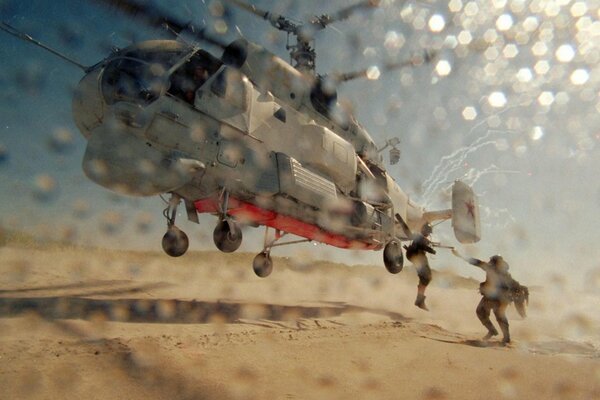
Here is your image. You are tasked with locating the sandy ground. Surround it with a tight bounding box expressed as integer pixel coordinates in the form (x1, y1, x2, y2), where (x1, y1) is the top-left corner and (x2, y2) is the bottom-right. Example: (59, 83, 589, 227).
(0, 244, 599, 399)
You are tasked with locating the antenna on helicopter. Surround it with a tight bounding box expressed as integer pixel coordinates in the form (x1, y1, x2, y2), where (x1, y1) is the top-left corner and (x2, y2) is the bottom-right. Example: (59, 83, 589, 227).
(162, 23, 196, 48)
(0, 22, 89, 72)
(224, 0, 381, 73)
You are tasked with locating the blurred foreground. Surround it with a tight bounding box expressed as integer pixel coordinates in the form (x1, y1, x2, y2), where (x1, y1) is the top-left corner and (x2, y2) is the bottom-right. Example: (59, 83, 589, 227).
(0, 237, 599, 399)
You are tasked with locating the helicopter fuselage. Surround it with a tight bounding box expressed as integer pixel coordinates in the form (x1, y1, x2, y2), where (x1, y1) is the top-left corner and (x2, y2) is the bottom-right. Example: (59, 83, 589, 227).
(73, 40, 429, 250)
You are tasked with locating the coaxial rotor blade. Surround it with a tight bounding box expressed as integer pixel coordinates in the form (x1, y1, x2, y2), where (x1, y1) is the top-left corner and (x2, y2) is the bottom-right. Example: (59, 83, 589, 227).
(334, 50, 437, 82)
(223, 0, 298, 33)
(224, 0, 269, 20)
(90, 0, 229, 48)
(309, 0, 382, 30)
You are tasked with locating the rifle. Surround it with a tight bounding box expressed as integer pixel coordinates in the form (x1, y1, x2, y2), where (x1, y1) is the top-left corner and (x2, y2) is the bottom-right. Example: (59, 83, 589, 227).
(430, 241, 455, 250)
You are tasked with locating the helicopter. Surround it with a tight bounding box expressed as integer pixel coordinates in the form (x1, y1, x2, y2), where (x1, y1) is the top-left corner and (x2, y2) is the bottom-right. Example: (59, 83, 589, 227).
(1, 0, 480, 278)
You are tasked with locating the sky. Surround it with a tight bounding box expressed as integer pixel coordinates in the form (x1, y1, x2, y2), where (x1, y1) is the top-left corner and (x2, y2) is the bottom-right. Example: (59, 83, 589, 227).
(0, 0, 599, 285)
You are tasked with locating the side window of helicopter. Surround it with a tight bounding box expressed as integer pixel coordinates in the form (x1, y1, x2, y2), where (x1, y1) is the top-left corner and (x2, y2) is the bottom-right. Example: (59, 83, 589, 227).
(333, 106, 351, 131)
(274, 108, 286, 123)
(167, 52, 222, 106)
(207, 67, 250, 112)
(210, 71, 227, 98)
(370, 164, 388, 191)
(168, 65, 209, 105)
(333, 142, 347, 163)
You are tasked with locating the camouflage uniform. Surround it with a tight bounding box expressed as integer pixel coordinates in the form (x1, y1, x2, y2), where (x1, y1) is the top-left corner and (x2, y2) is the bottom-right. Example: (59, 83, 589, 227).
(466, 255, 523, 344)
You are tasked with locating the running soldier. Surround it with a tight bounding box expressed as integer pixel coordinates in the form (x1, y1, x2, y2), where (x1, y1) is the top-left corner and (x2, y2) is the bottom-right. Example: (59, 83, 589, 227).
(452, 249, 528, 344)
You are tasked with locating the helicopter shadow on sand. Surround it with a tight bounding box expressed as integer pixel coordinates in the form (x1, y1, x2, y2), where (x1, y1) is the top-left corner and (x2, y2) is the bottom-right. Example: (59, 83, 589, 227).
(0, 281, 409, 327)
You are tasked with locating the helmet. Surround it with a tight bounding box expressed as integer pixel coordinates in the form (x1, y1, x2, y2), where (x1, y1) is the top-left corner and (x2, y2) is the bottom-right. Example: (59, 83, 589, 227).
(489, 255, 509, 271)
(489, 255, 502, 264)
(421, 223, 433, 236)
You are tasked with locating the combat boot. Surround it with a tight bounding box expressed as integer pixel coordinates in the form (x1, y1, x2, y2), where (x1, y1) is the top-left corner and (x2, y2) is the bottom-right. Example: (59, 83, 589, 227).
(414, 294, 429, 311)
(482, 323, 498, 340)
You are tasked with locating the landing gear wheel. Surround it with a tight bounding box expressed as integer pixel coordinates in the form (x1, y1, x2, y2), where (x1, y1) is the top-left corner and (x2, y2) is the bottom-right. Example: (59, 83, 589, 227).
(162, 226, 189, 257)
(213, 220, 242, 253)
(383, 240, 404, 274)
(252, 251, 273, 278)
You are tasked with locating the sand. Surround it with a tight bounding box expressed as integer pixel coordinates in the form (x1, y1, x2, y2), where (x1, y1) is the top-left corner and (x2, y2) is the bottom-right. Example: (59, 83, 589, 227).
(0, 243, 598, 399)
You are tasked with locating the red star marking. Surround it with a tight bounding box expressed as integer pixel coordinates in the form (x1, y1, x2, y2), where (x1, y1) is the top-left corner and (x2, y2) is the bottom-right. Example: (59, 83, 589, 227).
(465, 200, 475, 218)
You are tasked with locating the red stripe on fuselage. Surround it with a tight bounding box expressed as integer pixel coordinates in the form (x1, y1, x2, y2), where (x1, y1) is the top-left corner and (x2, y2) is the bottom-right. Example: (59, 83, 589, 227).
(194, 197, 381, 250)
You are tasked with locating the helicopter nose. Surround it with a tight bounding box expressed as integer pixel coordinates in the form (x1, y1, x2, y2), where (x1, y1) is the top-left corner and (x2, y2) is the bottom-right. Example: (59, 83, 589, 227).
(82, 124, 206, 196)
(72, 67, 105, 139)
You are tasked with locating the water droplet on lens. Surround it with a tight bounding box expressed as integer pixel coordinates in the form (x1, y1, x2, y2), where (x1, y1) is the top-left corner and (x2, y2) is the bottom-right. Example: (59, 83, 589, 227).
(366, 66, 380, 80)
(538, 91, 555, 106)
(555, 44, 575, 62)
(0, 143, 8, 165)
(435, 60, 452, 76)
(570, 68, 589, 85)
(462, 106, 477, 120)
(15, 64, 46, 94)
(488, 92, 507, 107)
(428, 14, 445, 32)
(516, 68, 532, 82)
(135, 212, 153, 233)
(48, 128, 75, 154)
(32, 174, 58, 202)
(57, 22, 84, 49)
(530, 126, 544, 141)
(99, 211, 124, 235)
(496, 14, 513, 31)
(72, 199, 91, 218)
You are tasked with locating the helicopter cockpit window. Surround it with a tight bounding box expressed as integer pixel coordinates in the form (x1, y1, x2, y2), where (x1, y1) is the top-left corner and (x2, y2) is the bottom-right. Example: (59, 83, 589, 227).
(369, 163, 388, 191)
(274, 107, 286, 123)
(101, 50, 181, 106)
(167, 50, 222, 105)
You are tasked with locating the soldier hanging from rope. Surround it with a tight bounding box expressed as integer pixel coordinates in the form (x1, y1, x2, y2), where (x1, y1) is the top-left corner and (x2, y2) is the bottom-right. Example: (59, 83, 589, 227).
(404, 223, 436, 311)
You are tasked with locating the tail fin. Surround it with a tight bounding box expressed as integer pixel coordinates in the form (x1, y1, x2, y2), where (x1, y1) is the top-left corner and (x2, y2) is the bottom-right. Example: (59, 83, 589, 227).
(451, 180, 480, 243)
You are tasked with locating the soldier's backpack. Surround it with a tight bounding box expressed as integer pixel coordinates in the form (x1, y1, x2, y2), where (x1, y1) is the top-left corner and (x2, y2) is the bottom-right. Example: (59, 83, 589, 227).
(483, 271, 529, 317)
(499, 275, 529, 317)
(509, 282, 529, 317)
